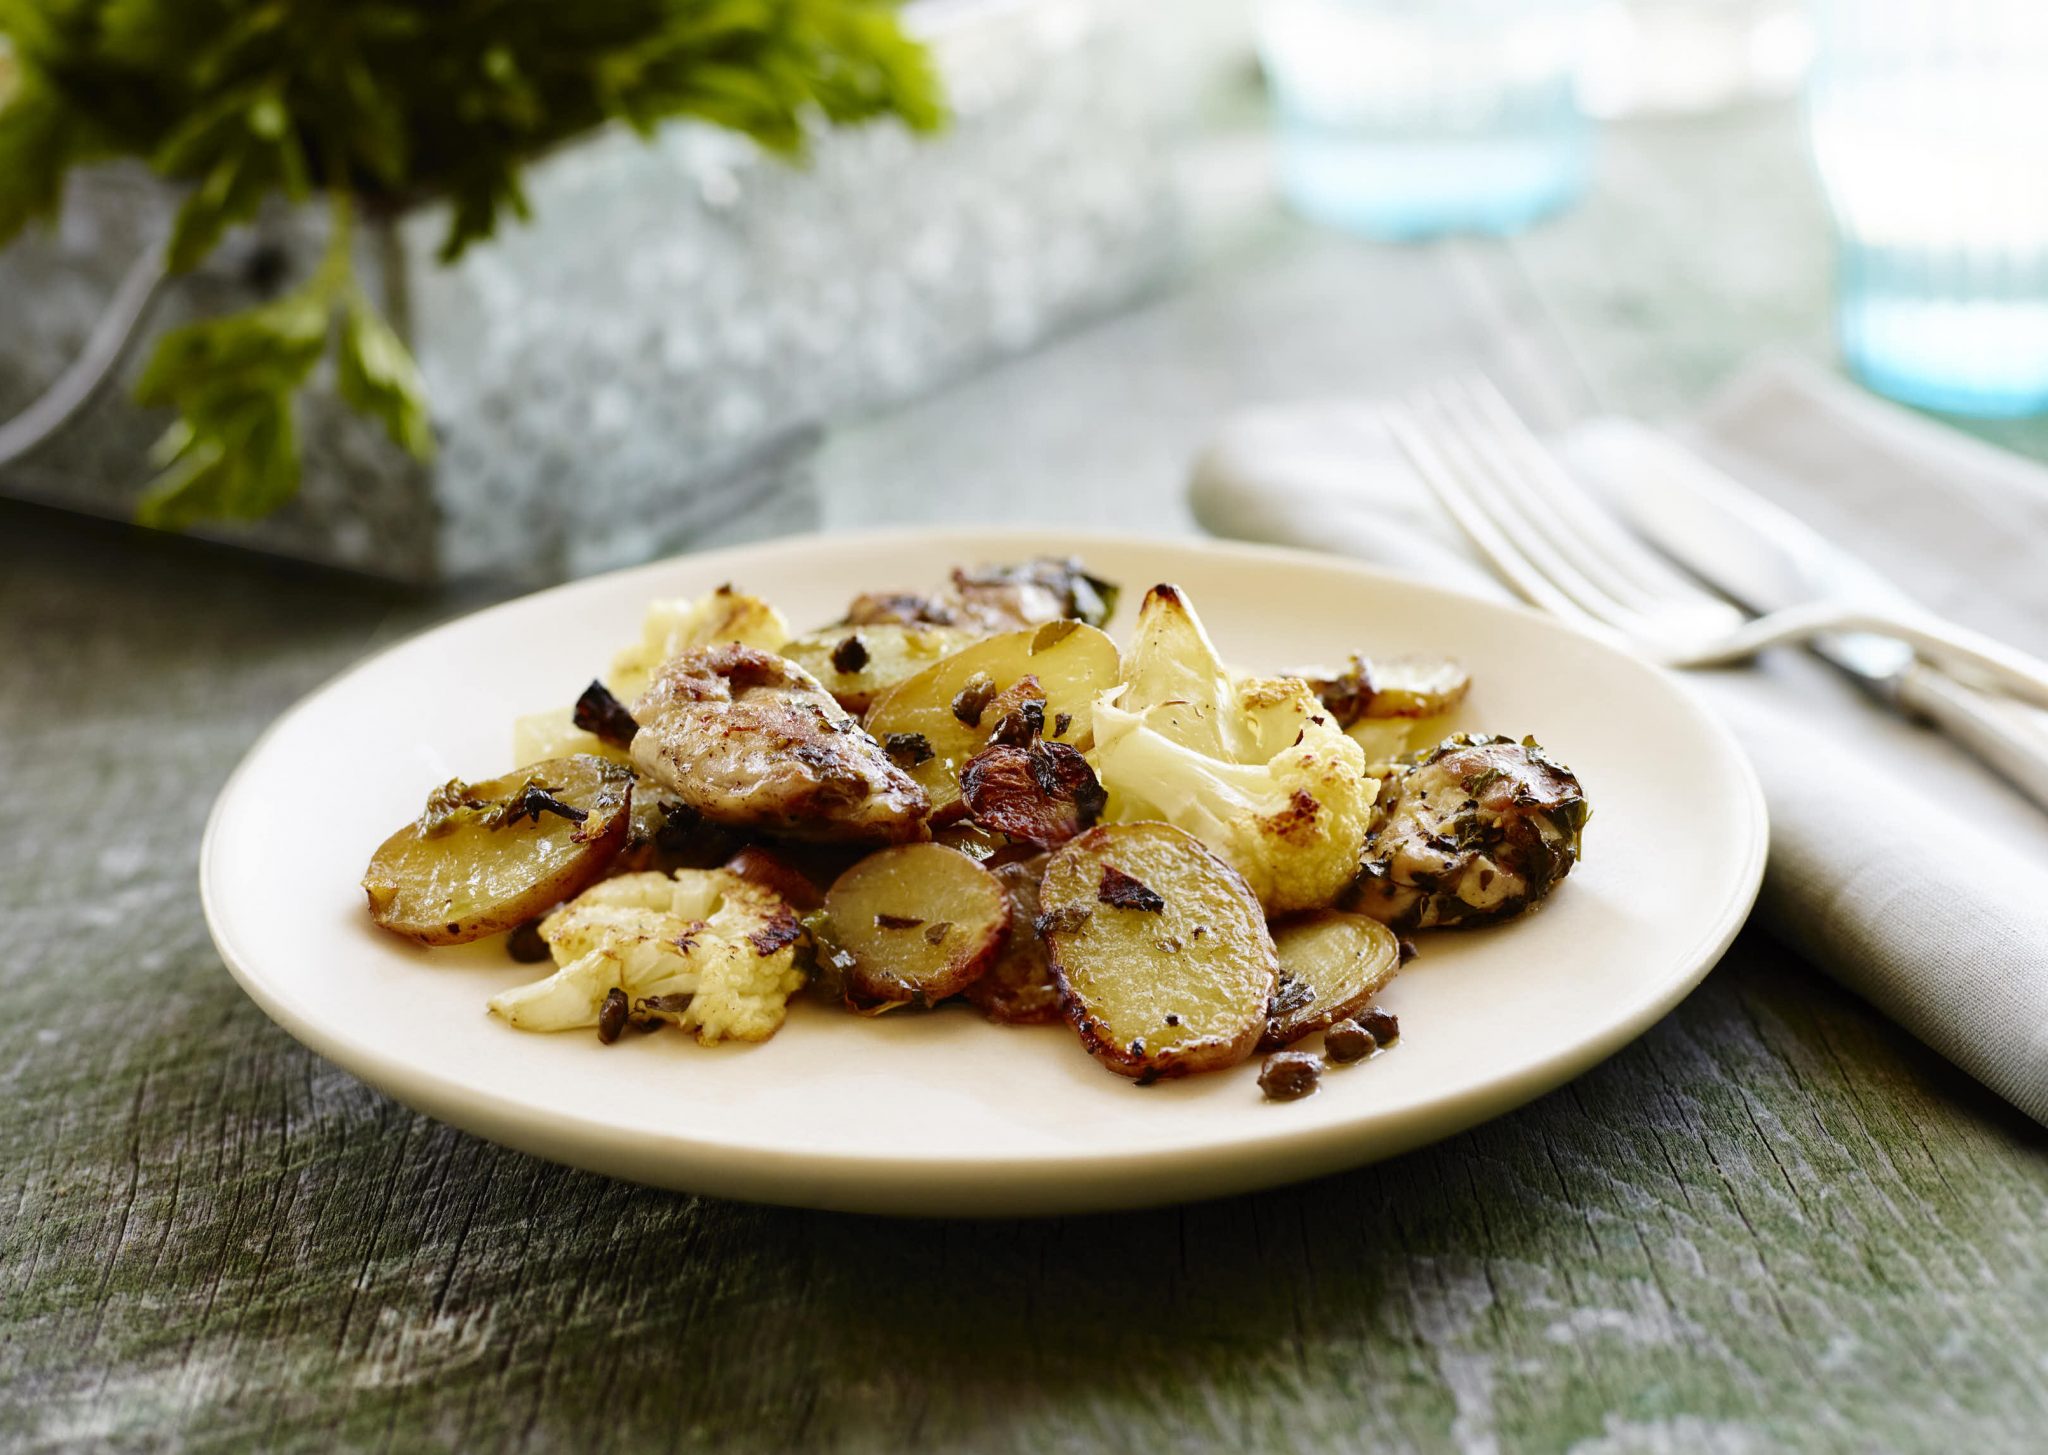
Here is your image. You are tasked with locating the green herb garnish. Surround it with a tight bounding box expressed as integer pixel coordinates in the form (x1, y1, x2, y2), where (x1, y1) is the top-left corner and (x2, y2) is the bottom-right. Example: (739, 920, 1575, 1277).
(0, 0, 944, 526)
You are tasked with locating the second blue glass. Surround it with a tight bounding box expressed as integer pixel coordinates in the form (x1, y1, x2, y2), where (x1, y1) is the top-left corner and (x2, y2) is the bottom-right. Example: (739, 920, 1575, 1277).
(1257, 0, 1595, 240)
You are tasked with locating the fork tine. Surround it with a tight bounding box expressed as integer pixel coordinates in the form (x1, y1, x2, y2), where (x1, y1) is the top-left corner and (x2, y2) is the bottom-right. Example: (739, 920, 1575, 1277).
(1415, 383, 1685, 635)
(1436, 376, 1736, 623)
(1380, 395, 1620, 634)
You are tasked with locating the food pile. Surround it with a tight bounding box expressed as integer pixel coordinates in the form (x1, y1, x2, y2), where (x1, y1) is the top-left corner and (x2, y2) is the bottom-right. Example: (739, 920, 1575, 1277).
(361, 558, 1590, 1099)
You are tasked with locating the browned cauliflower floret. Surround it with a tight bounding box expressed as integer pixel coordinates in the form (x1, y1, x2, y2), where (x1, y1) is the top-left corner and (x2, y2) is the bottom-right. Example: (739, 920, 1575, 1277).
(487, 869, 805, 1044)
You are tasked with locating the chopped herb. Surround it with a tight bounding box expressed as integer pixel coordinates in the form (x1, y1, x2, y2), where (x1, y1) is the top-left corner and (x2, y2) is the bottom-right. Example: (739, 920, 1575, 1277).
(1035, 903, 1092, 936)
(990, 697, 1046, 748)
(1463, 766, 1506, 796)
(1052, 712, 1073, 739)
(500, 783, 589, 828)
(951, 672, 997, 727)
(1164, 1013, 1181, 1027)
(1269, 972, 1313, 1019)
(831, 635, 869, 674)
(572, 679, 639, 747)
(1097, 864, 1165, 913)
(883, 732, 935, 768)
(875, 912, 924, 930)
(416, 778, 491, 838)
(923, 921, 954, 946)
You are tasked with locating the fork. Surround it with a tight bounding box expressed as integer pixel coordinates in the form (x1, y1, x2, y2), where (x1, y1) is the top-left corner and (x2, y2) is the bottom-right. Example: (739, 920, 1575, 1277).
(1379, 376, 2048, 710)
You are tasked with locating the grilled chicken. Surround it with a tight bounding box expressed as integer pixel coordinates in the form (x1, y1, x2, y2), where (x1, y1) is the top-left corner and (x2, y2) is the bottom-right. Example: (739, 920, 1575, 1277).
(1347, 734, 1587, 930)
(629, 645, 930, 843)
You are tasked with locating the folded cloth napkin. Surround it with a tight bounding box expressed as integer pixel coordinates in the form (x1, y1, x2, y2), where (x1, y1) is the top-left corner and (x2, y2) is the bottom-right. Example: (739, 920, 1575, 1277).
(1191, 353, 2048, 1125)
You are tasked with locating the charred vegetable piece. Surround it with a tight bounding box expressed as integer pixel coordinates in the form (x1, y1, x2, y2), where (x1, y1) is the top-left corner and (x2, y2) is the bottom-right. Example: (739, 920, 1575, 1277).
(863, 622, 1120, 822)
(630, 644, 929, 843)
(1259, 910, 1402, 1051)
(948, 557, 1120, 632)
(1039, 821, 1276, 1081)
(780, 623, 984, 715)
(965, 855, 1064, 1024)
(1349, 734, 1588, 930)
(363, 756, 633, 945)
(820, 843, 1011, 1005)
(960, 737, 1107, 849)
(724, 845, 826, 911)
(613, 788, 741, 874)
(572, 679, 640, 748)
(1299, 654, 1472, 725)
(844, 591, 961, 627)
(840, 558, 1120, 634)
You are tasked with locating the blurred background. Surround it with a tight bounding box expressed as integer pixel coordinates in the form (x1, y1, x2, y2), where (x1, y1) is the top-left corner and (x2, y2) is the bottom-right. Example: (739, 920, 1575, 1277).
(1, 0, 2044, 582)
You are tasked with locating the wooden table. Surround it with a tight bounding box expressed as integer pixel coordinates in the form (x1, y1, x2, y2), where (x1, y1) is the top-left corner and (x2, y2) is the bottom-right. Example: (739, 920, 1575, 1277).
(6, 102, 2046, 1453)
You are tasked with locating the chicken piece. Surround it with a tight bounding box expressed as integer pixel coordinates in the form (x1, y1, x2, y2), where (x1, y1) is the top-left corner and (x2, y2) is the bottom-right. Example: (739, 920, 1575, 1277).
(1347, 734, 1588, 930)
(629, 644, 930, 843)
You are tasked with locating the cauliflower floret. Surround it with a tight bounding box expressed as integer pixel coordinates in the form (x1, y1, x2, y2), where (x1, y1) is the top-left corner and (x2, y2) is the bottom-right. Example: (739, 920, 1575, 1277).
(487, 869, 805, 1044)
(609, 587, 790, 702)
(513, 586, 790, 768)
(1087, 585, 1377, 914)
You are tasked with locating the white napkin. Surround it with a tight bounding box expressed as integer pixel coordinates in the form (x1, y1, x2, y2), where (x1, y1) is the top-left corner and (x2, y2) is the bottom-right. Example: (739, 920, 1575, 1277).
(1190, 354, 2048, 1125)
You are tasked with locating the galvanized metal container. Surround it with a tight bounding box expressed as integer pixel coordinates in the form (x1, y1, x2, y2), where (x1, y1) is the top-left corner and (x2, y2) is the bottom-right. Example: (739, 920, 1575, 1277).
(0, 0, 1180, 582)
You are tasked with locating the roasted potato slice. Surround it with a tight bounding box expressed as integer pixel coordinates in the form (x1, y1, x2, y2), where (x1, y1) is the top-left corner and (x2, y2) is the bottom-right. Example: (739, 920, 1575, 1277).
(820, 843, 1011, 1005)
(363, 756, 633, 945)
(780, 622, 985, 715)
(1039, 821, 1277, 1080)
(1259, 910, 1401, 1051)
(863, 621, 1120, 821)
(965, 856, 1064, 1025)
(1299, 654, 1472, 725)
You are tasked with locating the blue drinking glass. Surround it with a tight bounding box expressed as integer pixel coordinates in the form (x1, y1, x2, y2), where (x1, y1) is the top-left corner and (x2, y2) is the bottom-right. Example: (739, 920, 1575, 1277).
(1256, 0, 1596, 240)
(1808, 0, 2048, 417)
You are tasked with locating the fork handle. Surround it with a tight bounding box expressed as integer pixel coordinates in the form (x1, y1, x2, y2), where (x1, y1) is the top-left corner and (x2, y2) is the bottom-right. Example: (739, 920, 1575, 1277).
(1838, 607, 2048, 709)
(1707, 601, 2048, 710)
(1896, 663, 2048, 813)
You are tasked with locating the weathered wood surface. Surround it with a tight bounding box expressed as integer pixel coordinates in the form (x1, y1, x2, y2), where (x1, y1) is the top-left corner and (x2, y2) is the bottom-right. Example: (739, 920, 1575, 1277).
(6, 103, 2048, 1453)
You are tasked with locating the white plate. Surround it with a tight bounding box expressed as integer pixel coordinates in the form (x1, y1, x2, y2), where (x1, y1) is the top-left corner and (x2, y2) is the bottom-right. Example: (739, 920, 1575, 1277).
(203, 529, 1765, 1216)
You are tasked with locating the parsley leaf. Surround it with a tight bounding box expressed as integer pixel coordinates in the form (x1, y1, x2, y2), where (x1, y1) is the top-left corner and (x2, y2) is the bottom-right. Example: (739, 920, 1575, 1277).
(0, 0, 945, 528)
(336, 291, 433, 460)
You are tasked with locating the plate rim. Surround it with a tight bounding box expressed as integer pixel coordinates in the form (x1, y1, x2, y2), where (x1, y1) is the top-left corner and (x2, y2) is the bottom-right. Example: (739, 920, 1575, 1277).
(200, 526, 1769, 1213)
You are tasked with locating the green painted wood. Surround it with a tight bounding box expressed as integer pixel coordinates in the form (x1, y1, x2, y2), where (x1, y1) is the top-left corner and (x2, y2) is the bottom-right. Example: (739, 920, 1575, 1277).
(6, 102, 2048, 1453)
